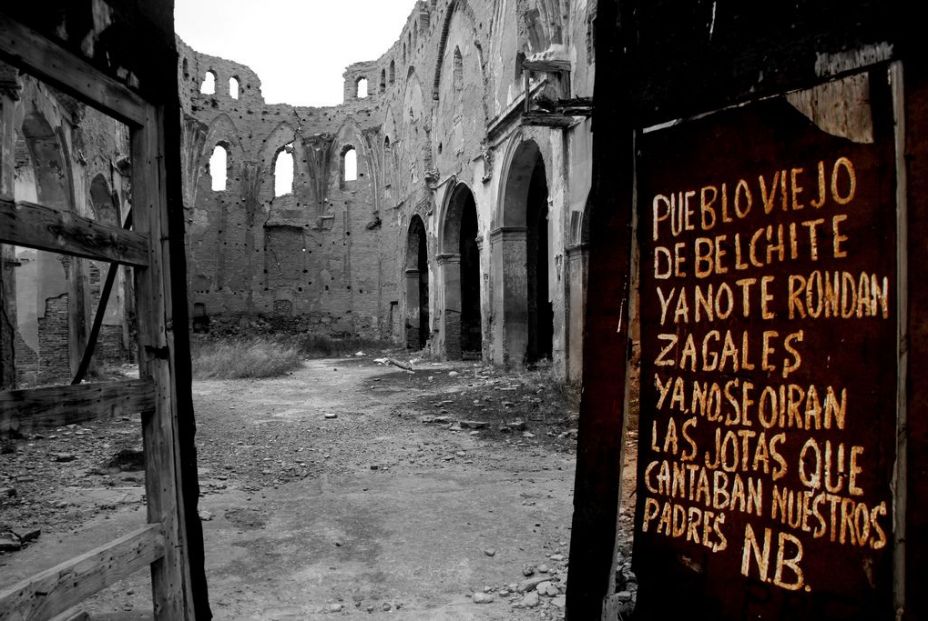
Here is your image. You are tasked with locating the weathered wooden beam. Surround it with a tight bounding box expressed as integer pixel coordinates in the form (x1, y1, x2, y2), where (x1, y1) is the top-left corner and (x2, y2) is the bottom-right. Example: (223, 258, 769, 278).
(0, 13, 147, 127)
(0, 199, 149, 267)
(0, 379, 155, 434)
(521, 111, 578, 128)
(523, 58, 572, 73)
(134, 107, 197, 620)
(0, 524, 164, 621)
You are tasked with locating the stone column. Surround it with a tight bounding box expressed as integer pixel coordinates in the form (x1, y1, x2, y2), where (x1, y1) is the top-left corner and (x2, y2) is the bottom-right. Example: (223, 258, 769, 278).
(489, 226, 528, 367)
(438, 253, 461, 360)
(565, 243, 590, 383)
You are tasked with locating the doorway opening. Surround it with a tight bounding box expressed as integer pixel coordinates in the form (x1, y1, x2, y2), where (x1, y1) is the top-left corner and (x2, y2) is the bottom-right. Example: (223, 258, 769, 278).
(498, 139, 553, 366)
(441, 183, 482, 360)
(405, 215, 429, 350)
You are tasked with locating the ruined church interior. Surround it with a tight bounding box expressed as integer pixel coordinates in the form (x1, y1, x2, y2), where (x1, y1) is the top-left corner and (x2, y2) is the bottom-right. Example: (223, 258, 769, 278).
(1, 0, 926, 620)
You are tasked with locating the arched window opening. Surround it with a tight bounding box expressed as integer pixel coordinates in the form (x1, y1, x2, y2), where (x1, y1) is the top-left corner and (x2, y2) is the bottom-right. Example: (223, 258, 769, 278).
(390, 60, 396, 84)
(356, 78, 369, 99)
(453, 47, 464, 91)
(200, 70, 216, 94)
(209, 144, 228, 191)
(343, 148, 358, 183)
(229, 77, 240, 99)
(274, 145, 294, 197)
(380, 70, 387, 93)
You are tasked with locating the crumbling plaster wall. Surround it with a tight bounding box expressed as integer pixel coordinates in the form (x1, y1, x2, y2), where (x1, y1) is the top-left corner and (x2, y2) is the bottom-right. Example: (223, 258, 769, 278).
(1, 65, 134, 387)
(179, 0, 596, 378)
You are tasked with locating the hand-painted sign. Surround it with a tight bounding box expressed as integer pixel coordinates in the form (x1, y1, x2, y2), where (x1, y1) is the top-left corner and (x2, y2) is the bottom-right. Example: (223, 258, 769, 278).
(634, 78, 897, 620)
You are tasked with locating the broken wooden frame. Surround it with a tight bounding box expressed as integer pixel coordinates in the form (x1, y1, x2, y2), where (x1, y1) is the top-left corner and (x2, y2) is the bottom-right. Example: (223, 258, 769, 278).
(0, 10, 200, 620)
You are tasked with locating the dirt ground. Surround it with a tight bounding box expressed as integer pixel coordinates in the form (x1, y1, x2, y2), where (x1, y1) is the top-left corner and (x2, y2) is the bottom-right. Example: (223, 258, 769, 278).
(1, 353, 637, 620)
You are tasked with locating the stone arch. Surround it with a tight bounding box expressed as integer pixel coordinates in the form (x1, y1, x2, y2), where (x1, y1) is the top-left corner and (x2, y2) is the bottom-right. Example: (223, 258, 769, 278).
(404, 215, 429, 350)
(334, 120, 368, 189)
(492, 136, 552, 365)
(19, 111, 72, 210)
(199, 114, 243, 193)
(399, 70, 427, 197)
(432, 0, 479, 100)
(440, 182, 482, 360)
(521, 0, 565, 52)
(258, 121, 298, 202)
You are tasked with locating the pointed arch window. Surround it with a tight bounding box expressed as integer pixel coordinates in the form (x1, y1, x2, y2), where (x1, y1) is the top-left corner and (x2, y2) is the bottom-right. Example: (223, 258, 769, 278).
(209, 144, 228, 191)
(343, 147, 358, 183)
(274, 145, 294, 197)
(200, 70, 216, 94)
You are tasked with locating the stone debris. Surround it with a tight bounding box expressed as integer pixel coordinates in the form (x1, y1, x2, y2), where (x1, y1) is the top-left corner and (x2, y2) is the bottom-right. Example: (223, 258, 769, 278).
(472, 592, 494, 604)
(536, 581, 559, 597)
(459, 420, 489, 429)
(324, 412, 338, 419)
(484, 548, 496, 557)
(419, 415, 450, 424)
(517, 576, 550, 593)
(517, 591, 540, 608)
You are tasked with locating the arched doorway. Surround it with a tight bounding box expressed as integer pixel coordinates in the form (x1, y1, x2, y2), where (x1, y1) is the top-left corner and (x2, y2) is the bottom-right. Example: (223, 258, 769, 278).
(440, 183, 482, 360)
(493, 139, 552, 366)
(405, 215, 429, 350)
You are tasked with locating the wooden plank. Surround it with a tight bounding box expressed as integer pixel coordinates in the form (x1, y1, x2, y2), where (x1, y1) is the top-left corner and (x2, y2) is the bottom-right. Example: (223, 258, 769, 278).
(0, 13, 148, 127)
(0, 379, 155, 434)
(0, 199, 149, 267)
(133, 108, 194, 620)
(521, 111, 577, 128)
(890, 60, 909, 616)
(0, 525, 164, 621)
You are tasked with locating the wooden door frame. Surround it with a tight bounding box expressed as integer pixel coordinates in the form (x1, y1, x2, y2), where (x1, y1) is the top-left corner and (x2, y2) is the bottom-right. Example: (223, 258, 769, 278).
(0, 11, 203, 620)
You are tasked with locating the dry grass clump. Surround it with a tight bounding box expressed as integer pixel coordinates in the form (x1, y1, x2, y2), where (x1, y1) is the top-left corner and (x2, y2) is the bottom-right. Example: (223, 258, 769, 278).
(192, 337, 303, 379)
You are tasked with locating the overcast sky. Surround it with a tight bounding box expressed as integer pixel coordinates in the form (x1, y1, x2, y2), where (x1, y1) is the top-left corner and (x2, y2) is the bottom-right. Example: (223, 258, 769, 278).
(174, 0, 415, 107)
